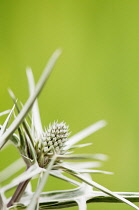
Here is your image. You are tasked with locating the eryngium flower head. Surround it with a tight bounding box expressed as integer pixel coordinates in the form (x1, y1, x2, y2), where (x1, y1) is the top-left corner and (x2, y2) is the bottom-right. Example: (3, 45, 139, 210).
(43, 121, 69, 154)
(36, 121, 70, 168)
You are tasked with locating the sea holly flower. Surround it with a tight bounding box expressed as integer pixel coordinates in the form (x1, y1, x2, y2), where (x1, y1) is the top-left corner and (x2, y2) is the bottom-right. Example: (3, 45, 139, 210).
(36, 121, 70, 167)
(0, 50, 139, 210)
(42, 121, 70, 156)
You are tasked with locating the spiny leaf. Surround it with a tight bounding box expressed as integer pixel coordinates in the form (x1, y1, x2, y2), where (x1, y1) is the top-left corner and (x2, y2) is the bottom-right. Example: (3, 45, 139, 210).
(11, 191, 139, 209)
(68, 172, 139, 210)
(20, 183, 91, 205)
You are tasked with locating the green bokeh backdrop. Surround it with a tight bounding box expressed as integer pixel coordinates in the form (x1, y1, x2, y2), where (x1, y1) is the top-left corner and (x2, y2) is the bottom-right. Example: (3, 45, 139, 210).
(1, 1, 139, 209)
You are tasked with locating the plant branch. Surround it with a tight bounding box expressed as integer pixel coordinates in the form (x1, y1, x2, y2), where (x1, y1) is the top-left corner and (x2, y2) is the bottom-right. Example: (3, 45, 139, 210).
(7, 179, 31, 207)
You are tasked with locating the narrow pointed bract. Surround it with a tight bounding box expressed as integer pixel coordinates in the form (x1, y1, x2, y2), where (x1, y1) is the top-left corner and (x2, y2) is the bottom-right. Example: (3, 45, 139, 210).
(65, 120, 107, 151)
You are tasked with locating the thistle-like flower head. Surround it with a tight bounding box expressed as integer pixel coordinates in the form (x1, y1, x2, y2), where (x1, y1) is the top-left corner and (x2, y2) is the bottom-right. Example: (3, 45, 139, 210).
(35, 121, 70, 168)
(42, 121, 69, 155)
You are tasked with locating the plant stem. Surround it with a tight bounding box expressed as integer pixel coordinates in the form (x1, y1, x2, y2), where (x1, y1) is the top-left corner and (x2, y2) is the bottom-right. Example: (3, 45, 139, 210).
(7, 178, 31, 207)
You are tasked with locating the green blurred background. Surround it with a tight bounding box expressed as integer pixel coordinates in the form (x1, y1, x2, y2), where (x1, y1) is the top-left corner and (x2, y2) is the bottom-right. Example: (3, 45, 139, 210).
(1, 0, 139, 209)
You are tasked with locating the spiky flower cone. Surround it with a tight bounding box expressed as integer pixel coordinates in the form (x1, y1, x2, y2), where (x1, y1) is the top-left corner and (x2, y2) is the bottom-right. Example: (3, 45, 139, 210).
(36, 121, 69, 168)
